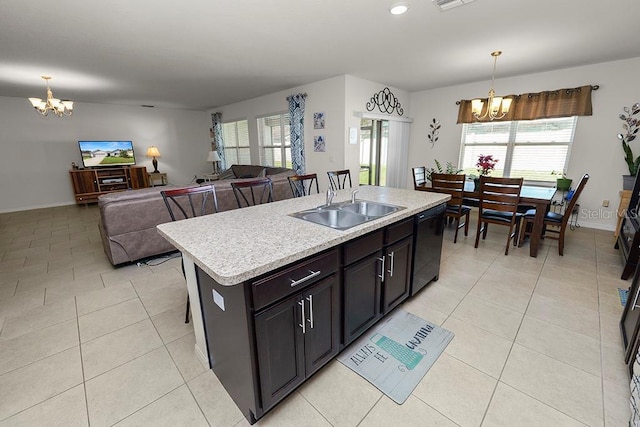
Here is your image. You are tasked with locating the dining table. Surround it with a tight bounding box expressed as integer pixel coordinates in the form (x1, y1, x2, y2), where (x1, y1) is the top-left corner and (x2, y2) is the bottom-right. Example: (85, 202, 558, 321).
(416, 181, 556, 257)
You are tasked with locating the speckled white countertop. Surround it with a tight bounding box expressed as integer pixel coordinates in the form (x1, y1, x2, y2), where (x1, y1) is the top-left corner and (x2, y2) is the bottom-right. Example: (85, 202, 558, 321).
(157, 186, 449, 286)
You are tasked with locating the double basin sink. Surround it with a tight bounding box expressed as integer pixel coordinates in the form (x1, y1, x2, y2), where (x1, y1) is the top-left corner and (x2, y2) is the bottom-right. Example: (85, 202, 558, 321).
(290, 200, 405, 230)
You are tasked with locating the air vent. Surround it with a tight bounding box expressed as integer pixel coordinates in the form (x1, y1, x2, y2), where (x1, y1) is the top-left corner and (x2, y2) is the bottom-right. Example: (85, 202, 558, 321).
(432, 0, 476, 11)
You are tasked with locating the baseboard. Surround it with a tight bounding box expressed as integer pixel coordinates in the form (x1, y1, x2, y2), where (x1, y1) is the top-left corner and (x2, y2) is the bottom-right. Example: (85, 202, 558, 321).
(0, 201, 78, 214)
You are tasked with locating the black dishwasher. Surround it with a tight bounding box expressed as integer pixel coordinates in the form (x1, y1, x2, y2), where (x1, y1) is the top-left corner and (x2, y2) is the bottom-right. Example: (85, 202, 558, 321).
(411, 203, 446, 295)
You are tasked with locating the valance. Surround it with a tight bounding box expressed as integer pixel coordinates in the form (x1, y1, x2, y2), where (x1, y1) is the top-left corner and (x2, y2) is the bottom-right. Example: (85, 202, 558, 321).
(457, 85, 597, 123)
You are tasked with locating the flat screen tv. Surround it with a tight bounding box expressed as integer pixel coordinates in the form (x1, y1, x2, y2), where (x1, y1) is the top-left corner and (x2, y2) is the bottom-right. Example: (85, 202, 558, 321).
(78, 140, 136, 168)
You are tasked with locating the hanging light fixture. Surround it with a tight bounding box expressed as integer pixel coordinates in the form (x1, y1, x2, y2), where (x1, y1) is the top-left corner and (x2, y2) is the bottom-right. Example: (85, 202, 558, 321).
(28, 76, 74, 117)
(471, 51, 512, 121)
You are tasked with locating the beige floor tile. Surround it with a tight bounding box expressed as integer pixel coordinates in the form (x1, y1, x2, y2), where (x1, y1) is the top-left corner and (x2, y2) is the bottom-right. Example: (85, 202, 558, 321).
(540, 263, 597, 290)
(534, 277, 599, 311)
(166, 332, 207, 382)
(360, 394, 457, 426)
(414, 282, 465, 315)
(100, 264, 153, 287)
(146, 254, 183, 273)
(412, 353, 496, 426)
(491, 251, 545, 274)
(131, 267, 184, 295)
(603, 379, 631, 427)
(442, 317, 512, 378)
(468, 277, 534, 314)
(600, 291, 625, 316)
(601, 341, 631, 387)
(0, 298, 76, 342)
(78, 298, 148, 343)
(526, 293, 600, 339)
(44, 276, 106, 305)
(600, 311, 623, 346)
(429, 268, 480, 295)
(235, 391, 330, 427)
(76, 282, 138, 316)
(501, 344, 603, 426)
(138, 281, 188, 317)
(0, 288, 45, 319)
(483, 382, 585, 426)
(516, 315, 601, 376)
(81, 319, 163, 380)
(85, 347, 184, 427)
(0, 318, 78, 376)
(15, 269, 74, 294)
(73, 259, 116, 281)
(451, 295, 523, 340)
(188, 370, 245, 426)
(400, 298, 448, 326)
(0, 282, 17, 300)
(0, 384, 88, 427)
(298, 361, 381, 427)
(0, 347, 83, 421)
(113, 384, 208, 427)
(151, 304, 194, 344)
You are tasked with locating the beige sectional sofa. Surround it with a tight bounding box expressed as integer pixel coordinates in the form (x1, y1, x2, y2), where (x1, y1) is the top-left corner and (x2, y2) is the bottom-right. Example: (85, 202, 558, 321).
(98, 165, 296, 265)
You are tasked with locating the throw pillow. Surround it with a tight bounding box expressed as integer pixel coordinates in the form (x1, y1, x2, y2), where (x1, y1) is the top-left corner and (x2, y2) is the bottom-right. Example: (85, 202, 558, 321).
(218, 168, 236, 180)
(257, 168, 267, 178)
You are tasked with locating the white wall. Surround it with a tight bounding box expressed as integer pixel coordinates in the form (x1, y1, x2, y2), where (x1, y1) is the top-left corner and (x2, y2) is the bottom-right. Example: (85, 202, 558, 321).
(408, 57, 640, 230)
(212, 75, 347, 191)
(0, 97, 210, 212)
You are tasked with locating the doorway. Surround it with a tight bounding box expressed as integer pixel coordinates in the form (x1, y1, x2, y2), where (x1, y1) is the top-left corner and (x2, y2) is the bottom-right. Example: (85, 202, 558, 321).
(359, 119, 388, 186)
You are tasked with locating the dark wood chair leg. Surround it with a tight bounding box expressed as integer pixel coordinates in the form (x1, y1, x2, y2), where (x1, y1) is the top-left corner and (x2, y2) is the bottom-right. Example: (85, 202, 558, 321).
(185, 294, 190, 324)
(464, 211, 470, 236)
(453, 216, 460, 243)
(474, 220, 482, 248)
(558, 228, 565, 256)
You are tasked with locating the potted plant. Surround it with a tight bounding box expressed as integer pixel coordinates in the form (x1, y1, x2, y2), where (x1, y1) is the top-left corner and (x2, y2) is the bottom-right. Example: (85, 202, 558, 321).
(474, 154, 499, 190)
(618, 102, 640, 190)
(552, 170, 572, 191)
(426, 159, 462, 182)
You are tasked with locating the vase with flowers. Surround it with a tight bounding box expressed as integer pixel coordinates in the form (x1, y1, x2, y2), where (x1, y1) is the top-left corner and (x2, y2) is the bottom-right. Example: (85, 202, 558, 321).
(473, 154, 499, 190)
(618, 102, 640, 190)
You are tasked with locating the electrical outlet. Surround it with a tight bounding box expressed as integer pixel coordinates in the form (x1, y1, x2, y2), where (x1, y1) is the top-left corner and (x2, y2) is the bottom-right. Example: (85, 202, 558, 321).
(602, 200, 609, 207)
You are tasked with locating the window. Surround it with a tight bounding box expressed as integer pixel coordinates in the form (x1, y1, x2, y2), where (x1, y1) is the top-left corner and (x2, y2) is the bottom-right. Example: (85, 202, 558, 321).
(459, 116, 577, 183)
(222, 120, 251, 165)
(257, 113, 291, 168)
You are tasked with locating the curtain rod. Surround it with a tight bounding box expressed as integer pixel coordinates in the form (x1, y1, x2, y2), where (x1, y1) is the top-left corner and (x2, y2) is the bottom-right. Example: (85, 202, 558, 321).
(455, 85, 600, 105)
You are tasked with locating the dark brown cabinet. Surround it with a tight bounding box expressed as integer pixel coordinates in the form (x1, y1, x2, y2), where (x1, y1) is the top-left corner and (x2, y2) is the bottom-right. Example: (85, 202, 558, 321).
(69, 166, 149, 204)
(343, 251, 383, 345)
(382, 236, 413, 313)
(255, 275, 339, 410)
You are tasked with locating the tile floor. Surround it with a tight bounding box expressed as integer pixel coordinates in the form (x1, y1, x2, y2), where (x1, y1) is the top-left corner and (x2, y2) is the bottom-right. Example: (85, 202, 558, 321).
(0, 204, 632, 426)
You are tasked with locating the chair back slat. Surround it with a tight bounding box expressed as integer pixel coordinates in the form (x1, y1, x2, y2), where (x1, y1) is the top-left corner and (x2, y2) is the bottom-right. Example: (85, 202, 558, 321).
(231, 178, 274, 208)
(412, 167, 427, 189)
(430, 173, 465, 209)
(161, 185, 219, 221)
(288, 173, 319, 197)
(327, 170, 352, 190)
(479, 176, 523, 214)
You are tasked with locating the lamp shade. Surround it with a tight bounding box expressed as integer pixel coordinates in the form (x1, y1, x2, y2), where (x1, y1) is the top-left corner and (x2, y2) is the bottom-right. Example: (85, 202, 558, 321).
(146, 146, 161, 157)
(207, 150, 221, 162)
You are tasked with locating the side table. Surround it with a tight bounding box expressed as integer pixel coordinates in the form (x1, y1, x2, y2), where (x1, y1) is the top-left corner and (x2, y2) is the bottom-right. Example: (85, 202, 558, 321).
(148, 172, 168, 187)
(616, 190, 633, 240)
(203, 174, 219, 182)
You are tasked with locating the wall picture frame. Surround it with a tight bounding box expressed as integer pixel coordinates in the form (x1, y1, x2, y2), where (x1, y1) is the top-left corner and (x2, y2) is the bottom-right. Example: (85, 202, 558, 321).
(314, 135, 325, 152)
(313, 112, 325, 129)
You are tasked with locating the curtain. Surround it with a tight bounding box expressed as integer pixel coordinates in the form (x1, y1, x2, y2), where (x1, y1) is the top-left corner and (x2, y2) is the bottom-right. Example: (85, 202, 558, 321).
(211, 112, 227, 170)
(287, 93, 307, 175)
(457, 85, 595, 123)
(386, 121, 411, 189)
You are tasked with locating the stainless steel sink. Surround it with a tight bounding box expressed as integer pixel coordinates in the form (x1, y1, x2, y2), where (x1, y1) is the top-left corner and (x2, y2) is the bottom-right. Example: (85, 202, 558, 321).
(339, 201, 401, 217)
(290, 200, 405, 230)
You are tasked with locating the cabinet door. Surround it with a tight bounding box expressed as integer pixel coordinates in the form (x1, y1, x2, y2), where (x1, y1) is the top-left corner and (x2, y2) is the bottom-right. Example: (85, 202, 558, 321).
(255, 294, 305, 411)
(382, 236, 413, 313)
(129, 166, 150, 189)
(70, 170, 98, 194)
(303, 274, 340, 376)
(343, 251, 382, 346)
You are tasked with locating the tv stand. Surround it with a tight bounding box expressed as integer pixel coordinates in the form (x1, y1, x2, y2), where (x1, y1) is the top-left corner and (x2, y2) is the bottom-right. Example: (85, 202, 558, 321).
(69, 166, 150, 204)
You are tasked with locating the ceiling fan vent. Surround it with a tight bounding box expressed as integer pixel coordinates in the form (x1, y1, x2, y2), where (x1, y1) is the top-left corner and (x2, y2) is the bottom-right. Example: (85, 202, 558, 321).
(432, 0, 476, 11)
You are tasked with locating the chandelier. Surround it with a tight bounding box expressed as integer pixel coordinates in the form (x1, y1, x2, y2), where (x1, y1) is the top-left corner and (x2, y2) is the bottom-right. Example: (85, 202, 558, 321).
(28, 76, 73, 117)
(471, 51, 511, 121)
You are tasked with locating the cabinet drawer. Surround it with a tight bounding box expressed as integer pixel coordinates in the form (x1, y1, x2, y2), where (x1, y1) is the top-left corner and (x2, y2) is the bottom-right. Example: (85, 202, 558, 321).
(252, 249, 339, 311)
(343, 229, 384, 265)
(385, 217, 413, 244)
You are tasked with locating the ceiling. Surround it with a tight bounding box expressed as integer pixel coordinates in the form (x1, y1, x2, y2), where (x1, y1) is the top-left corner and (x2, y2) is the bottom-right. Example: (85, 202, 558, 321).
(1, 0, 639, 111)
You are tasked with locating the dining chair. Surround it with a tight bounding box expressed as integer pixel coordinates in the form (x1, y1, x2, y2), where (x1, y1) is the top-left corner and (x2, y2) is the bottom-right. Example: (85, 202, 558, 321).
(161, 185, 219, 323)
(430, 173, 471, 243)
(288, 173, 320, 197)
(412, 166, 428, 190)
(231, 178, 274, 208)
(474, 176, 524, 255)
(327, 169, 352, 190)
(519, 173, 589, 256)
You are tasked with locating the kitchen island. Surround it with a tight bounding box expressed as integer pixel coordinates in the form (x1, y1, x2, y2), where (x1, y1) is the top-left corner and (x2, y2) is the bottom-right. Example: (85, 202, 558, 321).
(157, 185, 448, 424)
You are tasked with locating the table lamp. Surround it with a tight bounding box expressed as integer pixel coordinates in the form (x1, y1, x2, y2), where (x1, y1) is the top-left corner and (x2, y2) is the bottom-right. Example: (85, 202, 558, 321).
(146, 146, 161, 173)
(207, 150, 221, 173)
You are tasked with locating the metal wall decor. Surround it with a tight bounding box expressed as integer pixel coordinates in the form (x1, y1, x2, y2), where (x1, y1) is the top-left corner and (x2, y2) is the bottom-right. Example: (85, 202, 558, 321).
(366, 87, 404, 116)
(428, 118, 440, 148)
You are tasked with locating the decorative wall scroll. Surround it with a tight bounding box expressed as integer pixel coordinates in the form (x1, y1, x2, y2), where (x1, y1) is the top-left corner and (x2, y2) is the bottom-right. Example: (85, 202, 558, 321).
(366, 87, 404, 116)
(428, 118, 440, 148)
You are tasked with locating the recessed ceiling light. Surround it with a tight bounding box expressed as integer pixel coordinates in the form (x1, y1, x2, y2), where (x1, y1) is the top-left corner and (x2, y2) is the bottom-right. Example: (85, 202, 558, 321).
(390, 2, 409, 15)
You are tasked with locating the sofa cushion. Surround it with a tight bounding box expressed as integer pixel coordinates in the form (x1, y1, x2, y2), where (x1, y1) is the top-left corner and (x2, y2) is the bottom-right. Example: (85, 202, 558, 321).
(218, 168, 236, 180)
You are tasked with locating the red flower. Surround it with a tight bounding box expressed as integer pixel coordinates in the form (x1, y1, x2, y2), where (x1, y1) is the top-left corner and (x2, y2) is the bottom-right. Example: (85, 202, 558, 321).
(476, 154, 498, 176)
